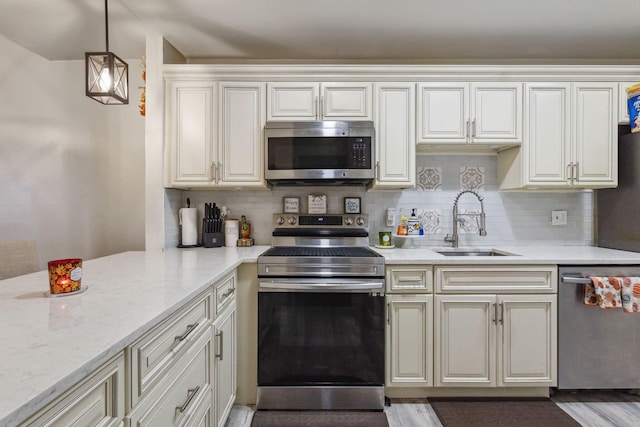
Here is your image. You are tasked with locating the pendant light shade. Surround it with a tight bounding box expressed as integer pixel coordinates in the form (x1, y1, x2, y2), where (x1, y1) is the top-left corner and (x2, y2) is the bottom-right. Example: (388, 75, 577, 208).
(85, 0, 128, 105)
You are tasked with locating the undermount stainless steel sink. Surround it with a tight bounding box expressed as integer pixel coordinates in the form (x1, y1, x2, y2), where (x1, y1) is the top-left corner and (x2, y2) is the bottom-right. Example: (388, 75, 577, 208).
(435, 249, 519, 257)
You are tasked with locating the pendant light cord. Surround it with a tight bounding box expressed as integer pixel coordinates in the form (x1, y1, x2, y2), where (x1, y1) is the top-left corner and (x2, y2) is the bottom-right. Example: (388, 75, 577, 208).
(104, 0, 109, 52)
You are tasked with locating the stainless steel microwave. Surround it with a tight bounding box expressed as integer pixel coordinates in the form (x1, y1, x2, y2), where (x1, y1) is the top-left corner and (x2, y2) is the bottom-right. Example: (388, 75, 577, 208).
(264, 121, 375, 186)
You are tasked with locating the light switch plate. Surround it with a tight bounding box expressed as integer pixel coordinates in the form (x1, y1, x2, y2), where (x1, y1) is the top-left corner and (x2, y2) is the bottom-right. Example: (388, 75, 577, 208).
(552, 210, 567, 225)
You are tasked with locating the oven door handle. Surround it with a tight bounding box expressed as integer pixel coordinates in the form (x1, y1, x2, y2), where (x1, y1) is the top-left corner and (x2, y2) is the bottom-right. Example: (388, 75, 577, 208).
(259, 279, 384, 293)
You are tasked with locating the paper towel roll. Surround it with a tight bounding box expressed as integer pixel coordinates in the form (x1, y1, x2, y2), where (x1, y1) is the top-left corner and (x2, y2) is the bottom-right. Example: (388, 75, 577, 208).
(179, 208, 198, 246)
(225, 219, 239, 247)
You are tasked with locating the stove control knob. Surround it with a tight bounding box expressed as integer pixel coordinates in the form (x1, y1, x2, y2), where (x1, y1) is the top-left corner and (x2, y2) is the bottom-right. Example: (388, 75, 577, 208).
(275, 216, 285, 225)
(344, 217, 354, 225)
(287, 216, 297, 225)
(356, 217, 365, 226)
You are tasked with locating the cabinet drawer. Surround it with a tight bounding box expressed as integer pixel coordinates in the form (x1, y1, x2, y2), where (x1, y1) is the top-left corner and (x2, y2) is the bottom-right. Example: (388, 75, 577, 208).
(127, 288, 213, 409)
(435, 265, 557, 293)
(126, 329, 212, 427)
(215, 271, 236, 315)
(23, 354, 124, 427)
(386, 266, 433, 293)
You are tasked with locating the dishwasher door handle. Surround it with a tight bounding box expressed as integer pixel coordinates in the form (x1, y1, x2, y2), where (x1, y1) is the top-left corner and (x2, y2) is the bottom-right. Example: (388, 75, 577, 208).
(561, 275, 592, 284)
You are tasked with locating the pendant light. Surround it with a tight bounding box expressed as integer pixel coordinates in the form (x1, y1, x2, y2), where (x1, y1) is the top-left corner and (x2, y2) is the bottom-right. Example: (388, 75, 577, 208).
(85, 0, 128, 105)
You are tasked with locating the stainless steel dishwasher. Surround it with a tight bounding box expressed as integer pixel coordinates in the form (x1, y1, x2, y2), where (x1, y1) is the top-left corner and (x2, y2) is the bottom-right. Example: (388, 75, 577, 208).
(558, 265, 640, 389)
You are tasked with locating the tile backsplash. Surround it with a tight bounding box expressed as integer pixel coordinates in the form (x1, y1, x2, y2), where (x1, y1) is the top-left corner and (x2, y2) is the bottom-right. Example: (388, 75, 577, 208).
(165, 154, 593, 248)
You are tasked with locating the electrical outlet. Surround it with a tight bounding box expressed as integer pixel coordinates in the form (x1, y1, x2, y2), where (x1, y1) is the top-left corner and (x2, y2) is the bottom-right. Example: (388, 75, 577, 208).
(552, 210, 567, 226)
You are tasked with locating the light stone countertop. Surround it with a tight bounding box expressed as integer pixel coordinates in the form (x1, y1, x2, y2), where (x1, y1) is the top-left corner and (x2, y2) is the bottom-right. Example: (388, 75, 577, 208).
(1, 244, 639, 426)
(0, 246, 269, 427)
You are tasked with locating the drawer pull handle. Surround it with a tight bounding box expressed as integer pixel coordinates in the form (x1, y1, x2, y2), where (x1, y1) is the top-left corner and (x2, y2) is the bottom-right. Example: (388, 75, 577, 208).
(223, 287, 235, 298)
(175, 386, 200, 414)
(175, 322, 198, 342)
(397, 277, 422, 282)
(215, 331, 224, 360)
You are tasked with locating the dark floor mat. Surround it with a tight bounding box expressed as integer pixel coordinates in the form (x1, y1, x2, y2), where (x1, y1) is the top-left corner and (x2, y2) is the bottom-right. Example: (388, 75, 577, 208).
(250, 410, 389, 427)
(429, 398, 581, 427)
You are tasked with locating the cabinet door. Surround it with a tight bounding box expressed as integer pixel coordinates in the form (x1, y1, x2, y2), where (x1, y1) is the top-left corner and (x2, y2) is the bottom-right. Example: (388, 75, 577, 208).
(214, 303, 237, 427)
(573, 83, 618, 187)
(372, 82, 415, 189)
(166, 81, 216, 187)
(471, 82, 522, 144)
(498, 295, 557, 386)
(218, 82, 266, 187)
(524, 83, 571, 186)
(435, 295, 495, 387)
(321, 83, 373, 120)
(267, 82, 319, 121)
(386, 295, 433, 387)
(417, 82, 469, 143)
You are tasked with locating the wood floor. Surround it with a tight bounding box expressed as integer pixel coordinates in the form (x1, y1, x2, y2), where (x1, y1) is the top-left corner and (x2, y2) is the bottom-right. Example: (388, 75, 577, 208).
(226, 391, 640, 427)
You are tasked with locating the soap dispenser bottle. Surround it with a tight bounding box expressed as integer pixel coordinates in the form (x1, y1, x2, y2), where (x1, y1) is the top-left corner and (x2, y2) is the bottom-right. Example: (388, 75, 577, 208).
(407, 208, 420, 235)
(397, 215, 408, 236)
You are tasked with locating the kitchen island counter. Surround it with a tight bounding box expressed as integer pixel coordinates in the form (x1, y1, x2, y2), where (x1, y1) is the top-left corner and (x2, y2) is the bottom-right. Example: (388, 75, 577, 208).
(0, 246, 268, 427)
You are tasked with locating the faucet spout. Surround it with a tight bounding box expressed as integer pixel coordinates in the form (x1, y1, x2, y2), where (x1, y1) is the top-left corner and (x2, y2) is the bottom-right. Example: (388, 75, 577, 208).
(444, 190, 487, 248)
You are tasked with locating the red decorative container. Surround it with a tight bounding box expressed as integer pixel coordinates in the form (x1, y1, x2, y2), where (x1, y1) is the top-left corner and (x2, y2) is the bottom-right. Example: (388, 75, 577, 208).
(48, 258, 83, 294)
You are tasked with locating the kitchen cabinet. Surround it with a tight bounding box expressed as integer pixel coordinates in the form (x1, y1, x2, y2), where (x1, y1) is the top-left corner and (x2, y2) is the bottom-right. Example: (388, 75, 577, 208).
(417, 82, 522, 148)
(126, 329, 213, 427)
(21, 354, 124, 427)
(218, 82, 266, 188)
(165, 80, 217, 187)
(434, 294, 556, 387)
(433, 265, 557, 388)
(385, 294, 434, 387)
(386, 265, 432, 293)
(267, 82, 373, 121)
(213, 301, 236, 427)
(498, 82, 618, 189)
(165, 80, 266, 189)
(371, 82, 415, 189)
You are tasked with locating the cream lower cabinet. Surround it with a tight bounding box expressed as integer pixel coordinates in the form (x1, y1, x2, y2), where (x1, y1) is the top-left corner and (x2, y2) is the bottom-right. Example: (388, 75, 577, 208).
(126, 328, 213, 427)
(213, 301, 236, 427)
(386, 294, 434, 387)
(21, 354, 125, 427)
(371, 83, 416, 189)
(434, 294, 557, 387)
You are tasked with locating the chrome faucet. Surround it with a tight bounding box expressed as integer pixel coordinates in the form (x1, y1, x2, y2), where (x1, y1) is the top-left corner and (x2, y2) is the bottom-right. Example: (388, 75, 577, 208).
(444, 190, 487, 248)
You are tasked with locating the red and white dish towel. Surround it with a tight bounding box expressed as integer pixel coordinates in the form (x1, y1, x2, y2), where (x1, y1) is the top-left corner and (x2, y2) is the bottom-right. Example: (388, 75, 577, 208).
(584, 276, 640, 313)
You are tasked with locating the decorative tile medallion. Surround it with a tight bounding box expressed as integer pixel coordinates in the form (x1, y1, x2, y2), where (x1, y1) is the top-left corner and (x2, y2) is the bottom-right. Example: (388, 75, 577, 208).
(458, 209, 481, 234)
(417, 167, 442, 191)
(416, 209, 442, 234)
(460, 166, 485, 191)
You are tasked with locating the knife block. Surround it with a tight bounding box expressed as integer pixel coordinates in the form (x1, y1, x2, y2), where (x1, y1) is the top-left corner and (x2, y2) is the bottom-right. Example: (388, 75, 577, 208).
(202, 231, 224, 248)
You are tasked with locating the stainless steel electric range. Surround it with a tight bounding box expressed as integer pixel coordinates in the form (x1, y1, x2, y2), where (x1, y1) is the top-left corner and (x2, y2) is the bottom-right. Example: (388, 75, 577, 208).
(257, 213, 385, 411)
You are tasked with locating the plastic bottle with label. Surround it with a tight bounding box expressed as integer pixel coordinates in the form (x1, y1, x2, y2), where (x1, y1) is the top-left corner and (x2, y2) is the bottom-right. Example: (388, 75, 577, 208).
(397, 215, 408, 236)
(407, 208, 420, 235)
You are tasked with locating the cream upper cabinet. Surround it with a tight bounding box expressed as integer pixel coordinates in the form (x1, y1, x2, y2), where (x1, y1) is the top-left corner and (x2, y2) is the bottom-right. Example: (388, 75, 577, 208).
(386, 294, 433, 387)
(217, 82, 267, 188)
(499, 82, 618, 189)
(371, 82, 415, 189)
(267, 82, 373, 121)
(418, 82, 522, 147)
(434, 294, 556, 387)
(165, 80, 266, 189)
(165, 80, 217, 188)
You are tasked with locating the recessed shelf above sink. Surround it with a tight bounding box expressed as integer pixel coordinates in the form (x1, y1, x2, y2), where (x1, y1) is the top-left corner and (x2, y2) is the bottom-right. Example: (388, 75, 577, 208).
(435, 249, 519, 257)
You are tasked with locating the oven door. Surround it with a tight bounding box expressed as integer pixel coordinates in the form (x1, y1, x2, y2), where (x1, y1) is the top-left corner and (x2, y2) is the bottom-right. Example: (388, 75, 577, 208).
(257, 279, 385, 390)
